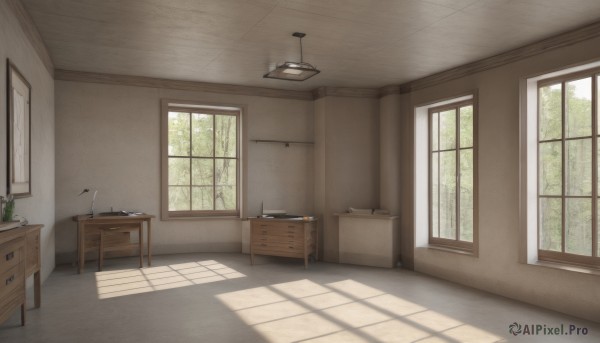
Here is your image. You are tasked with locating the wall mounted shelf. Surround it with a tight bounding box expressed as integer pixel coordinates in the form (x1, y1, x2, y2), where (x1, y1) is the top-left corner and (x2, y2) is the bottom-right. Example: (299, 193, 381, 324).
(251, 139, 314, 147)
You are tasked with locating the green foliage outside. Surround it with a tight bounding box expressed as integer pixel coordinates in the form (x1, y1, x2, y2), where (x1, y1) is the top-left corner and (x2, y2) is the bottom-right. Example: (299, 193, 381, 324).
(168, 112, 237, 212)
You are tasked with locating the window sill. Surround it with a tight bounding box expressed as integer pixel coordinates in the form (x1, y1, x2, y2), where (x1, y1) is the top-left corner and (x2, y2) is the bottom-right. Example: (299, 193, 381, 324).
(420, 245, 478, 257)
(529, 260, 600, 277)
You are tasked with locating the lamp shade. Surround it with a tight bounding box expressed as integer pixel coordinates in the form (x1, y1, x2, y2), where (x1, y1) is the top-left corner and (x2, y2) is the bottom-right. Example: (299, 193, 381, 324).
(263, 61, 320, 81)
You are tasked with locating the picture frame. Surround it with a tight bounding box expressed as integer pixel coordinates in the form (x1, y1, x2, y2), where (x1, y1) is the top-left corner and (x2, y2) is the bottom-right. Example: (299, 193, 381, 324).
(6, 59, 31, 198)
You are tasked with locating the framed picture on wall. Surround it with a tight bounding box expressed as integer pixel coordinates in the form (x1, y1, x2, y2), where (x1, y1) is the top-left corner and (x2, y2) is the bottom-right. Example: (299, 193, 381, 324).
(7, 59, 31, 198)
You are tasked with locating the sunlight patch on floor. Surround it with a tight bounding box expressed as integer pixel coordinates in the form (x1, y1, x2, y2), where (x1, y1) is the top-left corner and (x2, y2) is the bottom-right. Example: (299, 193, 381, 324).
(216, 279, 504, 343)
(95, 260, 245, 299)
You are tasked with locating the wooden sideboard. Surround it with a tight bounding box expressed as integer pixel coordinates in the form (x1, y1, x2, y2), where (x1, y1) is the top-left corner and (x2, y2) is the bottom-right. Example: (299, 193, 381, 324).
(0, 224, 42, 326)
(250, 218, 318, 269)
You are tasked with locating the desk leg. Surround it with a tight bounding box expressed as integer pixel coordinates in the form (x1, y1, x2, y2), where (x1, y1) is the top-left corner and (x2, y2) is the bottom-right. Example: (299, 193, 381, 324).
(139, 225, 143, 268)
(147, 219, 152, 267)
(34, 270, 41, 308)
(78, 223, 85, 274)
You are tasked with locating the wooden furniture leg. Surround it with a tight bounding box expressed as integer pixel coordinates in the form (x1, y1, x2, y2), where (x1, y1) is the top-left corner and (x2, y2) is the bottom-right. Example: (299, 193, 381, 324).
(98, 230, 104, 271)
(138, 225, 143, 268)
(147, 219, 152, 266)
(78, 223, 85, 274)
(34, 271, 41, 308)
(20, 304, 25, 326)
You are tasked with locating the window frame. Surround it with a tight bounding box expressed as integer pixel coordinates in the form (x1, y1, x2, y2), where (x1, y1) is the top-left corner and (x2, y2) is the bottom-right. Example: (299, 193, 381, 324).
(428, 99, 478, 253)
(536, 68, 600, 268)
(161, 100, 242, 220)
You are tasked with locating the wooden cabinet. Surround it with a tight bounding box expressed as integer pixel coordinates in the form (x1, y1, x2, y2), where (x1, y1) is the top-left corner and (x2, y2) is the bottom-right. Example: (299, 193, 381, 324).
(250, 219, 318, 268)
(0, 225, 42, 326)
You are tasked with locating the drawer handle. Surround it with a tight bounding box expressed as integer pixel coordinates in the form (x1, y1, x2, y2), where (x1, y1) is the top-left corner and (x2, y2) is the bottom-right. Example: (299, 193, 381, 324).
(5, 252, 14, 261)
(288, 246, 294, 249)
(260, 224, 268, 227)
(5, 275, 14, 285)
(261, 243, 267, 246)
(288, 226, 296, 228)
(261, 230, 267, 234)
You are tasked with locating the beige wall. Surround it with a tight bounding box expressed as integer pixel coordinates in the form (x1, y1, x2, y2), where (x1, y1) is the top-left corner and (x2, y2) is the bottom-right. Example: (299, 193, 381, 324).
(314, 96, 380, 262)
(0, 1, 55, 282)
(399, 36, 600, 322)
(54, 81, 314, 262)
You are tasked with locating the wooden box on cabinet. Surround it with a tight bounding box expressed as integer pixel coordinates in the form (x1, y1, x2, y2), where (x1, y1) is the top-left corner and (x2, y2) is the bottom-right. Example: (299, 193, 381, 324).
(250, 218, 318, 268)
(0, 225, 42, 326)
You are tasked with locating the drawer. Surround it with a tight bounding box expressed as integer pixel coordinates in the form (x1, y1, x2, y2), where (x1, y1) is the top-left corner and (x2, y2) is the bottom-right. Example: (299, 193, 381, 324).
(0, 265, 24, 301)
(253, 226, 303, 236)
(0, 238, 23, 272)
(252, 241, 304, 253)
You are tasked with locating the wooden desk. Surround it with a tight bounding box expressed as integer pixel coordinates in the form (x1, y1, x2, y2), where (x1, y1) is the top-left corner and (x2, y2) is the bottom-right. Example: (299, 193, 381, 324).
(72, 214, 154, 274)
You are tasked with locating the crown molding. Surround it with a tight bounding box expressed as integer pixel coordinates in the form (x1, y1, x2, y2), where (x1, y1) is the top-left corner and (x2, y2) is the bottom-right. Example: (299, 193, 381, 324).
(54, 69, 314, 101)
(6, 0, 54, 77)
(382, 20, 600, 95)
(312, 86, 380, 100)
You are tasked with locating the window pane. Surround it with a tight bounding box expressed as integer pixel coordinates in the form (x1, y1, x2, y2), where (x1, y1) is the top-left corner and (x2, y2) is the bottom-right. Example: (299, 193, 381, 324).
(566, 78, 592, 138)
(539, 198, 562, 252)
(538, 141, 562, 195)
(431, 112, 439, 151)
(191, 113, 213, 157)
(168, 112, 190, 156)
(191, 158, 213, 213)
(192, 186, 213, 211)
(215, 159, 237, 210)
(192, 159, 213, 186)
(169, 186, 190, 211)
(539, 84, 562, 141)
(439, 151, 456, 239)
(216, 186, 236, 210)
(565, 198, 592, 256)
(215, 115, 237, 158)
(215, 159, 236, 186)
(168, 158, 189, 186)
(431, 152, 439, 238)
(439, 109, 456, 150)
(459, 106, 473, 148)
(565, 138, 592, 196)
(459, 149, 473, 242)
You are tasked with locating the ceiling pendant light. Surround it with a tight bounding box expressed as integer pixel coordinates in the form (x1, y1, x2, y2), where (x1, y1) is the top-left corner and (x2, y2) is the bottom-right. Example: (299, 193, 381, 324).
(264, 32, 320, 81)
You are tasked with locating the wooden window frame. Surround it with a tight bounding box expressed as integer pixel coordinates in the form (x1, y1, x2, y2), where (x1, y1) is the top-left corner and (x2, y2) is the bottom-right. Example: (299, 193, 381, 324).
(428, 99, 478, 254)
(537, 68, 600, 269)
(161, 101, 241, 219)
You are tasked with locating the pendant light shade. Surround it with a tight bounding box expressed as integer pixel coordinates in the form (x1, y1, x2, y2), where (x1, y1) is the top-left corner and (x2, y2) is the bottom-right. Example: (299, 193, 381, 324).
(264, 32, 320, 81)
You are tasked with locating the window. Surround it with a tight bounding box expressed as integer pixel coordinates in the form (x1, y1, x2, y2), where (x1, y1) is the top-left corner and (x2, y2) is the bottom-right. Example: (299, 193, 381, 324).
(429, 100, 477, 252)
(161, 101, 240, 218)
(537, 71, 599, 268)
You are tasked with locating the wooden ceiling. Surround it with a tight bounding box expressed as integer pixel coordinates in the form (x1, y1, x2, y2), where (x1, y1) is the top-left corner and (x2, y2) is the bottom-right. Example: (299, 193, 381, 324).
(21, 0, 600, 91)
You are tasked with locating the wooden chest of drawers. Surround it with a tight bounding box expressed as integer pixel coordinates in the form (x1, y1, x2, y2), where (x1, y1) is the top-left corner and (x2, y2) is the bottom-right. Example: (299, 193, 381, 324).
(0, 225, 42, 326)
(250, 219, 318, 268)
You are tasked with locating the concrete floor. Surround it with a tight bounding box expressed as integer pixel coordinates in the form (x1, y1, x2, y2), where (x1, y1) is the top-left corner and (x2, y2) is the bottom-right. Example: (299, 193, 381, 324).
(0, 253, 598, 343)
